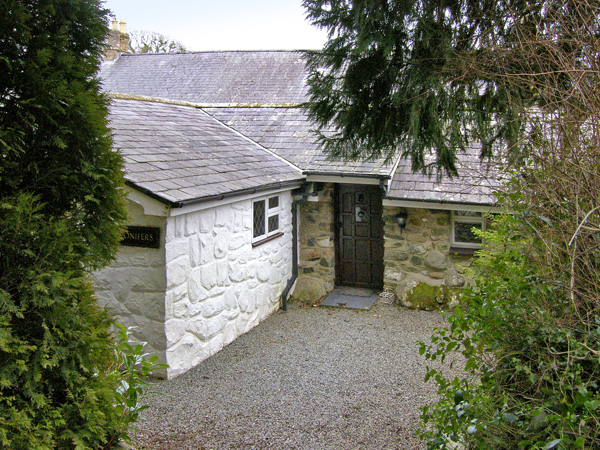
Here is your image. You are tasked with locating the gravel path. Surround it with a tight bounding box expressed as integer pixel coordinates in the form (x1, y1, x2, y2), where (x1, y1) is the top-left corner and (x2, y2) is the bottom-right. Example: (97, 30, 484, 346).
(132, 302, 448, 450)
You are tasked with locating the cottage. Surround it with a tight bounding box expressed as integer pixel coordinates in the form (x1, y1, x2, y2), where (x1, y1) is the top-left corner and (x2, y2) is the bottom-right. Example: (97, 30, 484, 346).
(92, 97, 304, 378)
(96, 49, 501, 378)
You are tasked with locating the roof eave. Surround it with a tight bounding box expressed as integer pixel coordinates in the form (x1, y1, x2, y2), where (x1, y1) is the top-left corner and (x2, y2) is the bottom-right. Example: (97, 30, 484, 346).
(303, 170, 391, 180)
(126, 178, 306, 209)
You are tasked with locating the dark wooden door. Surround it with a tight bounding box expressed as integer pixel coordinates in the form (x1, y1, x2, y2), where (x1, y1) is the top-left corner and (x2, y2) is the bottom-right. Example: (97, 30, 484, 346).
(336, 184, 384, 289)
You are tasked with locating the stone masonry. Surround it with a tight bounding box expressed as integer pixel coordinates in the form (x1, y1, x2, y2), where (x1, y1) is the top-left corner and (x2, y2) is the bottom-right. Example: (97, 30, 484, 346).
(383, 206, 471, 308)
(163, 193, 294, 378)
(291, 186, 474, 307)
(293, 184, 336, 302)
(94, 192, 295, 379)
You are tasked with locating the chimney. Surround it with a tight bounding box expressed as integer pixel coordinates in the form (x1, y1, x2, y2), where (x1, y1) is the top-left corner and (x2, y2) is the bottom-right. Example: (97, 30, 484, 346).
(103, 18, 130, 62)
(118, 21, 129, 52)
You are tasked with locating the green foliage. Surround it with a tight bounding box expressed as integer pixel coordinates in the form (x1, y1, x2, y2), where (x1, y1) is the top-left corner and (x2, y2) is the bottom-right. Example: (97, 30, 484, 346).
(419, 211, 600, 449)
(0, 1, 129, 448)
(0, 195, 123, 449)
(0, 0, 127, 268)
(302, 0, 594, 176)
(113, 324, 168, 441)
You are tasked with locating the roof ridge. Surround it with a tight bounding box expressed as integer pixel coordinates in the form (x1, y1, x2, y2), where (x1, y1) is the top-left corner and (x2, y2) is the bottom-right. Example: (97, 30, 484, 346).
(119, 49, 308, 56)
(109, 92, 304, 175)
(109, 93, 304, 109)
(205, 109, 304, 176)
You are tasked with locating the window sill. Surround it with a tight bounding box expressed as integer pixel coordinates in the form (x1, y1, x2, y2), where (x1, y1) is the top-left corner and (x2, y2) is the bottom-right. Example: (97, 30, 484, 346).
(252, 231, 284, 248)
(449, 246, 480, 257)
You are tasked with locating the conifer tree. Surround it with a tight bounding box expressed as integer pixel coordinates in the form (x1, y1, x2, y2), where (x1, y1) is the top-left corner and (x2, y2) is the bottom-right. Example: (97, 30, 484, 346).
(305, 1, 600, 447)
(0, 0, 128, 447)
(302, 0, 580, 176)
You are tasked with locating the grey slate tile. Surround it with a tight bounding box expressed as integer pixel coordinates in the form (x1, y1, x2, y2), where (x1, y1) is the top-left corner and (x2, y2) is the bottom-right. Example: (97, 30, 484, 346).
(103, 51, 503, 206)
(101, 51, 310, 105)
(387, 146, 504, 205)
(109, 98, 303, 204)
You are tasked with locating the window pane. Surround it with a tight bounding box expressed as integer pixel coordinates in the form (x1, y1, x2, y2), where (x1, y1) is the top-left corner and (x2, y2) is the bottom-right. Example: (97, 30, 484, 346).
(268, 196, 279, 209)
(454, 221, 483, 244)
(253, 200, 265, 238)
(268, 214, 279, 233)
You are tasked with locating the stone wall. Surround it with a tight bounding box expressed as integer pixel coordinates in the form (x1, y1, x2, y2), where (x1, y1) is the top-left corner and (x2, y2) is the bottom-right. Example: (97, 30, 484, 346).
(293, 184, 336, 303)
(291, 186, 475, 308)
(383, 206, 471, 309)
(92, 200, 167, 364)
(163, 192, 294, 378)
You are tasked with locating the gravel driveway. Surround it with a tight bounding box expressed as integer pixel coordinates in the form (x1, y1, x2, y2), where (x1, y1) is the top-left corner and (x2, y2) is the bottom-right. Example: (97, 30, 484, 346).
(132, 302, 447, 450)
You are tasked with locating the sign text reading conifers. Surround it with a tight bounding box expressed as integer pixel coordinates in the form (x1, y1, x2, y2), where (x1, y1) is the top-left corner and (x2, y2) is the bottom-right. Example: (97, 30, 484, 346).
(121, 226, 160, 249)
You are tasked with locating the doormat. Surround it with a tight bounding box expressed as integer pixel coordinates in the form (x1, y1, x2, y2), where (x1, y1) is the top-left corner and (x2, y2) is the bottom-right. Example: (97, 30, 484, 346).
(336, 287, 376, 297)
(320, 288, 379, 310)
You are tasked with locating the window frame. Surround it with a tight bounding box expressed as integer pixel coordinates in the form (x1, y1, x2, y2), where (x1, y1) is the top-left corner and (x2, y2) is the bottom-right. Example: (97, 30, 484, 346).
(451, 210, 486, 249)
(252, 195, 282, 245)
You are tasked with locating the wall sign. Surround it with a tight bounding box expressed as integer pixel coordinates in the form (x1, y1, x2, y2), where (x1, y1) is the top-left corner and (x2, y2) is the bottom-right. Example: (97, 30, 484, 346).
(121, 226, 160, 249)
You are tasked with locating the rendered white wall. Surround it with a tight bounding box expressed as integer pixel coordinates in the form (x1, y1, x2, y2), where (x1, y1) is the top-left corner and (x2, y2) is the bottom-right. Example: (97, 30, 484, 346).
(92, 200, 167, 365)
(164, 192, 294, 378)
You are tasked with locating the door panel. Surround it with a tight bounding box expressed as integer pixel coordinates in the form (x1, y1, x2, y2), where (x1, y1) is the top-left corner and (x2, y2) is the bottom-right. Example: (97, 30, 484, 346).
(336, 184, 384, 289)
(355, 224, 369, 237)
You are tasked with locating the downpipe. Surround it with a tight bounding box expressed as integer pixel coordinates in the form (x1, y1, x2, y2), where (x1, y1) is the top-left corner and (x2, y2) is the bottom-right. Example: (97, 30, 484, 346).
(280, 197, 305, 311)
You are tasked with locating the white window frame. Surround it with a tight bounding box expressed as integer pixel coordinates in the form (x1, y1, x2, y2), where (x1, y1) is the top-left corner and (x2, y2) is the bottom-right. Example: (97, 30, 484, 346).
(451, 210, 486, 249)
(252, 195, 281, 244)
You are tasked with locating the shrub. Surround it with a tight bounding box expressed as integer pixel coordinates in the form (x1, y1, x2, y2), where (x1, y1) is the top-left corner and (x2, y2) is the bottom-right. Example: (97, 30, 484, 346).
(0, 1, 130, 447)
(113, 324, 168, 442)
(419, 211, 600, 449)
(0, 195, 124, 449)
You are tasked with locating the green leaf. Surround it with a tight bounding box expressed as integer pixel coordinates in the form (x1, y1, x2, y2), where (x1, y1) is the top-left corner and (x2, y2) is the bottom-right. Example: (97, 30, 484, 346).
(502, 413, 519, 423)
(545, 439, 562, 449)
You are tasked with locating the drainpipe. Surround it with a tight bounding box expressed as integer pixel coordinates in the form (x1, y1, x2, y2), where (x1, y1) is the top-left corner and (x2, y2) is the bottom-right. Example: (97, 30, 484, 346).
(280, 197, 305, 311)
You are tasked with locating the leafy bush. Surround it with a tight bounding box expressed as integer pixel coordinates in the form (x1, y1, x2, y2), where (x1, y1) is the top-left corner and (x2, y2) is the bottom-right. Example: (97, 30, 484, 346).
(0, 195, 124, 449)
(0, 1, 133, 447)
(419, 211, 600, 449)
(418, 2, 600, 447)
(113, 324, 168, 442)
(0, 196, 167, 448)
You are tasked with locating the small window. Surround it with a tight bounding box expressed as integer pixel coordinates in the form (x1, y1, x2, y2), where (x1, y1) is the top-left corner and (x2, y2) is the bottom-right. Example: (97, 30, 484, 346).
(253, 200, 266, 238)
(253, 195, 281, 243)
(451, 210, 485, 248)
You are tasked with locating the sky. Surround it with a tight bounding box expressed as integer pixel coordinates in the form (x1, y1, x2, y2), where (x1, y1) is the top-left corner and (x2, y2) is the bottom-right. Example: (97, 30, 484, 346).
(102, 0, 329, 52)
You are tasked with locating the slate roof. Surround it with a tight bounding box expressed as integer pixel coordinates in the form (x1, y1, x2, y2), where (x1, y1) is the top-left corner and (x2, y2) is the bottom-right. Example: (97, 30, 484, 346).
(100, 51, 395, 179)
(109, 98, 304, 205)
(100, 51, 309, 105)
(387, 146, 503, 205)
(102, 50, 502, 206)
(205, 107, 395, 177)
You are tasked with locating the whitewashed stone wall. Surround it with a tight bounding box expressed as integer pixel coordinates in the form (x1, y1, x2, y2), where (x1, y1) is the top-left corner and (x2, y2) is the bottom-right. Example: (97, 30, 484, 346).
(92, 200, 167, 366)
(164, 192, 294, 378)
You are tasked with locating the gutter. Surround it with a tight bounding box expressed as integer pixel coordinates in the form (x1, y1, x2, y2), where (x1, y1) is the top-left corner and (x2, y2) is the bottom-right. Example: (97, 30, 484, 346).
(303, 170, 391, 180)
(125, 179, 305, 209)
(383, 194, 496, 208)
